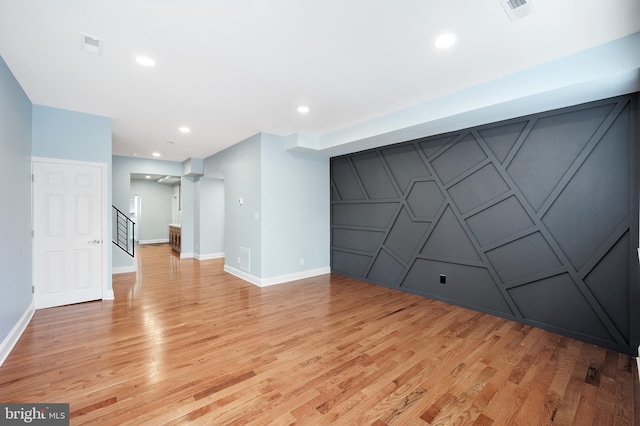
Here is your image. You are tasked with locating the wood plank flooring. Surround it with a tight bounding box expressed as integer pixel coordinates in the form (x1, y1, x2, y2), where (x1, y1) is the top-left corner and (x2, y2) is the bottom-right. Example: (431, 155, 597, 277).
(1, 243, 638, 425)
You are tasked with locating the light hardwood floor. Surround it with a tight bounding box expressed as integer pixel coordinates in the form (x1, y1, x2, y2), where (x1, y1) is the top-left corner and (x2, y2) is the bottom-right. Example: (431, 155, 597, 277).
(1, 244, 638, 425)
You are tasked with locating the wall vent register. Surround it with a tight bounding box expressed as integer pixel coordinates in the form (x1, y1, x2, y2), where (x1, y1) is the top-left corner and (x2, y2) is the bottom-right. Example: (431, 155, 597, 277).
(81, 33, 103, 55)
(500, 0, 537, 21)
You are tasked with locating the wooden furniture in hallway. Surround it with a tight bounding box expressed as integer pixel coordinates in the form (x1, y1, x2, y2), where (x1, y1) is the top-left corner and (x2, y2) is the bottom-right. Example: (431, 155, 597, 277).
(169, 224, 181, 253)
(0, 243, 638, 424)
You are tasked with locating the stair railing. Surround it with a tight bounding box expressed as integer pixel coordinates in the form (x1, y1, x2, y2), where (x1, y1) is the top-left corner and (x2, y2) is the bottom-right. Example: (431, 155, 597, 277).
(112, 205, 135, 257)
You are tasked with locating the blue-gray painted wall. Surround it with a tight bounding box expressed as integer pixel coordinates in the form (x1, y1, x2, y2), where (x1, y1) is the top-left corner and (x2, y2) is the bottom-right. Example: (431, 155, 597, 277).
(204, 134, 262, 276)
(195, 178, 225, 257)
(0, 55, 32, 344)
(32, 105, 111, 162)
(261, 133, 330, 278)
(130, 179, 174, 242)
(203, 132, 330, 280)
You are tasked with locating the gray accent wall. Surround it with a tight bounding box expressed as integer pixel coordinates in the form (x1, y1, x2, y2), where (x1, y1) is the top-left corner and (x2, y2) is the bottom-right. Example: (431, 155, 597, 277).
(331, 94, 639, 355)
(0, 55, 32, 344)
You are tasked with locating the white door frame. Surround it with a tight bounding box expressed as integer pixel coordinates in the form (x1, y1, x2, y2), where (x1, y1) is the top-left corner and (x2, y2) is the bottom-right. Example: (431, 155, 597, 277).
(31, 157, 110, 304)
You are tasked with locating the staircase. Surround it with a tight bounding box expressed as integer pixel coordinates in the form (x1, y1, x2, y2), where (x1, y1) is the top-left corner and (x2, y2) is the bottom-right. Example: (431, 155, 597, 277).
(112, 206, 135, 257)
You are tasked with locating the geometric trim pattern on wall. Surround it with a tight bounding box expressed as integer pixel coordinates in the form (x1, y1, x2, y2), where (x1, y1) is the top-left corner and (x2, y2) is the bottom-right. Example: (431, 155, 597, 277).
(331, 95, 638, 355)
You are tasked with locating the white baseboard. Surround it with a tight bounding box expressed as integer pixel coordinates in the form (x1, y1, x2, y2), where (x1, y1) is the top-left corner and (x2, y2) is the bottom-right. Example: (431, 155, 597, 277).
(260, 267, 331, 287)
(103, 289, 115, 300)
(138, 238, 169, 244)
(223, 265, 330, 287)
(195, 252, 225, 261)
(112, 264, 137, 274)
(180, 252, 194, 259)
(224, 265, 261, 286)
(0, 300, 35, 367)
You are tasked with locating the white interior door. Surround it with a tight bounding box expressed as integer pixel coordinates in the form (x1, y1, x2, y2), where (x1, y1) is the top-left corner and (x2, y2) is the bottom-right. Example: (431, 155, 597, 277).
(33, 160, 104, 309)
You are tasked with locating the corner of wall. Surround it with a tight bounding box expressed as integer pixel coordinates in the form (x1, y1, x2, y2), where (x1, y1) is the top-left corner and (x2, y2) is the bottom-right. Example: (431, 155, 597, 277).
(0, 300, 35, 367)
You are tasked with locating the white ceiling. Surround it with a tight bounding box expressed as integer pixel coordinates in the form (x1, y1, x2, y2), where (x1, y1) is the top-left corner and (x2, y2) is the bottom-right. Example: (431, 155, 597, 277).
(0, 0, 638, 162)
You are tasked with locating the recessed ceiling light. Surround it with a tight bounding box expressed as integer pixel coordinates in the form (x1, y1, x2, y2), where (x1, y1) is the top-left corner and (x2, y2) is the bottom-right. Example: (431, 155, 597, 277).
(179, 126, 190, 133)
(136, 55, 155, 67)
(434, 33, 456, 49)
(152, 152, 161, 157)
(145, 175, 151, 179)
(297, 106, 310, 114)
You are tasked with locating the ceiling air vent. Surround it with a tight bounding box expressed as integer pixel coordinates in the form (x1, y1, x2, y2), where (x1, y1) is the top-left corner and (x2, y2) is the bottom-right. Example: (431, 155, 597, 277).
(500, 0, 537, 22)
(81, 33, 104, 55)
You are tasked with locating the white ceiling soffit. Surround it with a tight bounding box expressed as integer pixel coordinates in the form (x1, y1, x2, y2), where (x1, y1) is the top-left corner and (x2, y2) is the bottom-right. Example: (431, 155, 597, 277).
(0, 0, 638, 161)
(131, 173, 180, 185)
